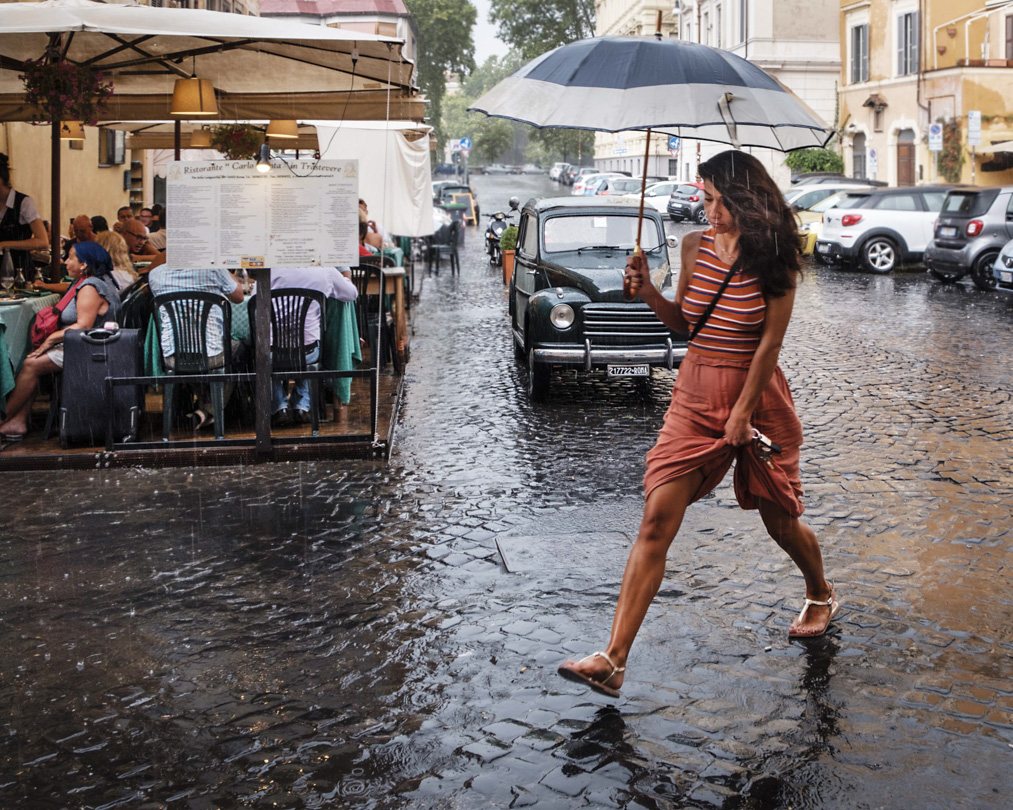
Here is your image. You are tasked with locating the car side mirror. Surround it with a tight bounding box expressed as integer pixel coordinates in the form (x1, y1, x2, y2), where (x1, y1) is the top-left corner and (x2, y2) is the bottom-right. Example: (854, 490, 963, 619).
(666, 236, 679, 248)
(793, 203, 804, 211)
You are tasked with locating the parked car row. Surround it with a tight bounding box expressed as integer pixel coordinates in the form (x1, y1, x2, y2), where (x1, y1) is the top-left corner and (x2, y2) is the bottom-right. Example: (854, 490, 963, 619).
(482, 163, 543, 175)
(810, 183, 1013, 291)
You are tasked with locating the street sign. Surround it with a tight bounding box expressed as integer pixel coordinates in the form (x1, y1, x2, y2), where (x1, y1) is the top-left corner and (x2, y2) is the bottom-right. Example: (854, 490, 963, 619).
(968, 110, 981, 147)
(929, 123, 943, 152)
(668, 135, 681, 151)
(450, 139, 461, 152)
(868, 147, 878, 174)
(613, 132, 627, 156)
(460, 136, 472, 150)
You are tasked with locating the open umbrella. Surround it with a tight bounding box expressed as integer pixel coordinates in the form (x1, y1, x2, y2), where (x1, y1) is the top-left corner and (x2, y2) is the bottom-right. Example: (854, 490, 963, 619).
(469, 29, 833, 255)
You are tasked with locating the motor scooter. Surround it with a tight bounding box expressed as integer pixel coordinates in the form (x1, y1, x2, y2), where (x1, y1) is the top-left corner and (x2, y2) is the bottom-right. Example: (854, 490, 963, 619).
(484, 197, 520, 266)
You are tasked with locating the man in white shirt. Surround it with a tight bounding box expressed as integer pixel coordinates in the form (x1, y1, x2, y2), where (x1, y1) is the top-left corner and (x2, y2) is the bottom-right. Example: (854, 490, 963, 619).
(267, 266, 357, 426)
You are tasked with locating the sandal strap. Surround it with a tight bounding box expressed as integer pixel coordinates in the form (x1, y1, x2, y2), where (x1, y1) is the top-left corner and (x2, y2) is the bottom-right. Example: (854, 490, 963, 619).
(591, 651, 626, 685)
(795, 586, 836, 624)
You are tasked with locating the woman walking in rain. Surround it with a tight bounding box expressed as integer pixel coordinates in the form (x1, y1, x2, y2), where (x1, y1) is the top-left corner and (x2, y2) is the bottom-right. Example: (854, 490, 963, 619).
(559, 150, 838, 698)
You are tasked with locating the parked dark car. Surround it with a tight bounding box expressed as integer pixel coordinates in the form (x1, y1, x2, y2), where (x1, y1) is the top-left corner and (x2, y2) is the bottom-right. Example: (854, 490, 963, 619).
(509, 197, 686, 399)
(433, 181, 480, 219)
(667, 182, 707, 223)
(924, 186, 1013, 290)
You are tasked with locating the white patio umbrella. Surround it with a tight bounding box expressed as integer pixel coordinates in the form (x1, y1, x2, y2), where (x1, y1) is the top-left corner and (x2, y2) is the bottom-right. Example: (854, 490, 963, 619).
(0, 0, 421, 275)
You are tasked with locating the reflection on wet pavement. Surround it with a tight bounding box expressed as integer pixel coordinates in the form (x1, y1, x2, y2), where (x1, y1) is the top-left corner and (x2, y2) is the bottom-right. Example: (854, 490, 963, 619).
(2, 174, 1011, 808)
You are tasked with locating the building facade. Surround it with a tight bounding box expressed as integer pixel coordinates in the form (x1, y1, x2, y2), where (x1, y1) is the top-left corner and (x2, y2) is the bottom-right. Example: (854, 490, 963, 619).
(594, 0, 840, 187)
(839, 0, 1013, 187)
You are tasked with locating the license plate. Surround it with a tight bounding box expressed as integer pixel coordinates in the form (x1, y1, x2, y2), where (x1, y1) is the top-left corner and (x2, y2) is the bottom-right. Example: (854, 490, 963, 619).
(608, 364, 650, 377)
(817, 243, 830, 253)
(939, 226, 957, 237)
(1000, 270, 1013, 283)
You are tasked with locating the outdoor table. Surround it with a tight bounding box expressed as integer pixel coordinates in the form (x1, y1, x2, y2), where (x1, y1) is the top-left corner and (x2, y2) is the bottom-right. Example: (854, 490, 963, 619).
(371, 267, 408, 362)
(0, 294, 59, 417)
(143, 298, 361, 404)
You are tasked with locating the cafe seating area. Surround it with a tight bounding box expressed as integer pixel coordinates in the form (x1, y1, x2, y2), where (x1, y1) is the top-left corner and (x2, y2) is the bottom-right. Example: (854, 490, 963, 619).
(0, 260, 413, 470)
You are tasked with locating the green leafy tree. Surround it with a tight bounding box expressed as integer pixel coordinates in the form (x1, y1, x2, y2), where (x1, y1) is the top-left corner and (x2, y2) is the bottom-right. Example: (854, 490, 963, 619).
(784, 148, 844, 175)
(405, 0, 477, 145)
(489, 0, 595, 61)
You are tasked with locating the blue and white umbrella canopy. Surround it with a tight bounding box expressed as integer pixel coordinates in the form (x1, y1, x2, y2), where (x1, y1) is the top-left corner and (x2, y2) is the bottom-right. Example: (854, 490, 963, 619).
(469, 37, 833, 152)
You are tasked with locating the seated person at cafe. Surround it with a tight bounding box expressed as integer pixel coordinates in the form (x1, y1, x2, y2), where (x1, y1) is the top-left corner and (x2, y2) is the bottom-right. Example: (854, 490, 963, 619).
(121, 218, 165, 271)
(358, 213, 376, 258)
(146, 207, 167, 251)
(112, 206, 135, 234)
(94, 230, 139, 292)
(358, 199, 385, 250)
(147, 266, 245, 431)
(91, 215, 109, 234)
(0, 243, 121, 442)
(265, 266, 357, 426)
(37, 214, 95, 293)
(138, 208, 153, 233)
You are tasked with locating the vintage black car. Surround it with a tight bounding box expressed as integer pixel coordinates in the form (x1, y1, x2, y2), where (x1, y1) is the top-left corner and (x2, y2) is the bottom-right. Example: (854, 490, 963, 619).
(509, 197, 687, 399)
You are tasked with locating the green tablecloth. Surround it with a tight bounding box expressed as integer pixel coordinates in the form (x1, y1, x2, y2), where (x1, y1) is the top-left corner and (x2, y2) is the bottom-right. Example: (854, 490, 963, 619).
(144, 298, 361, 404)
(0, 294, 59, 417)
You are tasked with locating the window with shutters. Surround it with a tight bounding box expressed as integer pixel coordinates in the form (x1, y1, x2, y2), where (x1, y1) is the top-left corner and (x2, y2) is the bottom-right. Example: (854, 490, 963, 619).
(850, 24, 869, 84)
(897, 11, 919, 76)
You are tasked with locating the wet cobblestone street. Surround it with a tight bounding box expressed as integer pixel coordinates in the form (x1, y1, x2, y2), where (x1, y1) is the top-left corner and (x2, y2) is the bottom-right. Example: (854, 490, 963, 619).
(2, 175, 1012, 809)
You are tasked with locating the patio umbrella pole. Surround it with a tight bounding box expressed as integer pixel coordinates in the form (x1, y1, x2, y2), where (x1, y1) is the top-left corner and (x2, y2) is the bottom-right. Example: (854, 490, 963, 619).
(174, 120, 181, 161)
(49, 120, 61, 282)
(254, 269, 273, 454)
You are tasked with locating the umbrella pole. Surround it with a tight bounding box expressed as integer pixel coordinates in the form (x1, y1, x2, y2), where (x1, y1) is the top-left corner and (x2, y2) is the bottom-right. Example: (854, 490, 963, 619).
(49, 121, 61, 282)
(635, 128, 652, 252)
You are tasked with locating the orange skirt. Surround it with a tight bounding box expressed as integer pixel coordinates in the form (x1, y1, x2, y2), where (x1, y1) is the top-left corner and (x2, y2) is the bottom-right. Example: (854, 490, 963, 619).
(643, 353, 805, 517)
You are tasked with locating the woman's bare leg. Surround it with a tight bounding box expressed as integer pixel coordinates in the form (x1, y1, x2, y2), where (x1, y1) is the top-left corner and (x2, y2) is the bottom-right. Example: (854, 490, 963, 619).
(757, 498, 834, 635)
(0, 355, 58, 435)
(561, 469, 705, 690)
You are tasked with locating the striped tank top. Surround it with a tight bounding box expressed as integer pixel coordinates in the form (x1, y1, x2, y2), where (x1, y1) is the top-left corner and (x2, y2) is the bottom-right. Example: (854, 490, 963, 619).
(681, 230, 766, 360)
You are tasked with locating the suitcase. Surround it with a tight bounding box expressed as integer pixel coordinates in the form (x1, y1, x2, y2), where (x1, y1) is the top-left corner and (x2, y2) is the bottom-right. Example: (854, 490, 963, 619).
(59, 328, 143, 448)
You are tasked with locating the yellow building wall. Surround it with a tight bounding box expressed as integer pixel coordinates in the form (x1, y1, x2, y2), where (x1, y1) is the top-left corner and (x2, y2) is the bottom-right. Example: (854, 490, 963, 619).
(0, 122, 132, 238)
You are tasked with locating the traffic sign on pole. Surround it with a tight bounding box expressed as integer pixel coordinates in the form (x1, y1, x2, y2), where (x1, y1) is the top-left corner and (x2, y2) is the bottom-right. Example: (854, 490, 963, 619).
(968, 110, 981, 147)
(928, 123, 943, 152)
(460, 136, 472, 150)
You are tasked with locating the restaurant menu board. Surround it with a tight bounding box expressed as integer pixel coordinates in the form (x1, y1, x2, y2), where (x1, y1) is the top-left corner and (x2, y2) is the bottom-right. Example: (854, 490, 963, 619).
(166, 159, 358, 269)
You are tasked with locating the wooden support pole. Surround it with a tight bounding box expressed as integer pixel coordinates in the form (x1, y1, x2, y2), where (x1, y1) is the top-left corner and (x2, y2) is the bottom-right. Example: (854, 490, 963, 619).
(49, 120, 61, 282)
(254, 268, 273, 455)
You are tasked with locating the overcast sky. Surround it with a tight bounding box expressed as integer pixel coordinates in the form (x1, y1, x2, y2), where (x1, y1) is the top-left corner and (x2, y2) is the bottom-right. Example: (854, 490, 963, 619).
(471, 0, 510, 61)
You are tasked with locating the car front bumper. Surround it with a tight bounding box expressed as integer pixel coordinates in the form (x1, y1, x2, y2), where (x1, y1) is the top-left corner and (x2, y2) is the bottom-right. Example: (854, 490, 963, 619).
(533, 339, 687, 371)
(994, 258, 1013, 291)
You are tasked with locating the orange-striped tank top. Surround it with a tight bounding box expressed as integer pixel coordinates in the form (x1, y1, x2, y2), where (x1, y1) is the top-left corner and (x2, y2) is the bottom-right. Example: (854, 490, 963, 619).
(681, 230, 766, 360)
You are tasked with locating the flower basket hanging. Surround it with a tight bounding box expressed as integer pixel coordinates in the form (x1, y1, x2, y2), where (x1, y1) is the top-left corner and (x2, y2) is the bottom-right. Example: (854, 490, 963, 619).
(209, 124, 264, 160)
(20, 57, 114, 126)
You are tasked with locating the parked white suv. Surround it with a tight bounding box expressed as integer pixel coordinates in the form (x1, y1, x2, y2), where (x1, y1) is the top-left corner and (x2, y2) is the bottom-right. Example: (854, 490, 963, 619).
(814, 186, 950, 273)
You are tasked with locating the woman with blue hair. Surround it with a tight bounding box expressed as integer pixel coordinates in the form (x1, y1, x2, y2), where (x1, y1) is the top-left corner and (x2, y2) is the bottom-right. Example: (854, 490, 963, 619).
(0, 242, 121, 442)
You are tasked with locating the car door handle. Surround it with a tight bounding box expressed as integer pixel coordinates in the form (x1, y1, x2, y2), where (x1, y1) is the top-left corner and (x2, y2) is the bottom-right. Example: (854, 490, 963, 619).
(526, 269, 537, 274)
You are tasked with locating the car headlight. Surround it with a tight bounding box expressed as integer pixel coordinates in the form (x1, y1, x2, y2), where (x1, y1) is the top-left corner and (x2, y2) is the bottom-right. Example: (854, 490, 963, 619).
(549, 304, 575, 330)
(1004, 255, 1013, 268)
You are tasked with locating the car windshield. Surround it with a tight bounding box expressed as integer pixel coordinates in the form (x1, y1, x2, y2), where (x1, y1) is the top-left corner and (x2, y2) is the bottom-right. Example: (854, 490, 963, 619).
(675, 184, 701, 196)
(834, 193, 870, 210)
(543, 213, 664, 253)
(610, 179, 642, 193)
(941, 190, 996, 215)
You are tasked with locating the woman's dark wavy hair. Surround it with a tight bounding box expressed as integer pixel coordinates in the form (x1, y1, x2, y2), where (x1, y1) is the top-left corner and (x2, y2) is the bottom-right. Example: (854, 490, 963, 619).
(698, 150, 801, 297)
(0, 152, 11, 187)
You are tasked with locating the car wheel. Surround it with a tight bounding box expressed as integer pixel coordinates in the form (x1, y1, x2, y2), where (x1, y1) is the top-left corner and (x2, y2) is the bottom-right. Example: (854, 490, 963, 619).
(527, 347, 549, 401)
(694, 208, 708, 224)
(970, 250, 999, 291)
(861, 237, 898, 274)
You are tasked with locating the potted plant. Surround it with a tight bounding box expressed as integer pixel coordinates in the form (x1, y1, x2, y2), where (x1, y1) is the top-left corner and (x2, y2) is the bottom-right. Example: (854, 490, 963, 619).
(20, 55, 114, 125)
(209, 124, 264, 160)
(500, 224, 518, 285)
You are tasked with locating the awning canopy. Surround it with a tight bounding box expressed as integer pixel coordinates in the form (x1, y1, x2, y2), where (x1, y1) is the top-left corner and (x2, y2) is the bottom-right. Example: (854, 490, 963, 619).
(0, 0, 422, 122)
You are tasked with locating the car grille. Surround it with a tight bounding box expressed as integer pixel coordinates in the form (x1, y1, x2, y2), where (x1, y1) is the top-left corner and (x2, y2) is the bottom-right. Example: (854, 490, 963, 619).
(582, 305, 673, 344)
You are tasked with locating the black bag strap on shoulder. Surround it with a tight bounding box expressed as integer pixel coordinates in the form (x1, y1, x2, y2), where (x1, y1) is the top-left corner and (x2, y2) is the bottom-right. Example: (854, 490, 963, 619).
(687, 266, 735, 343)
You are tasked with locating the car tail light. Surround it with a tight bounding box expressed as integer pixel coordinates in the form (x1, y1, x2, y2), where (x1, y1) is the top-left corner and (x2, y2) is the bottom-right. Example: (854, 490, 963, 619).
(966, 219, 984, 236)
(688, 195, 700, 202)
(841, 214, 863, 227)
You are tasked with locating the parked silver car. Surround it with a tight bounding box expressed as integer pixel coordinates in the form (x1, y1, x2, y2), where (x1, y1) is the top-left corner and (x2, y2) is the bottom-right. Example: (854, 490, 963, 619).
(924, 186, 1013, 290)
